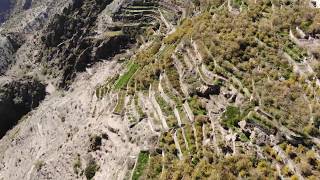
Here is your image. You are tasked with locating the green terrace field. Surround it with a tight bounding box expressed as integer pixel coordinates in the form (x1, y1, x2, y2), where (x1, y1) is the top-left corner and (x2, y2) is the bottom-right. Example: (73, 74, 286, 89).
(113, 91, 126, 115)
(132, 151, 150, 180)
(113, 62, 140, 91)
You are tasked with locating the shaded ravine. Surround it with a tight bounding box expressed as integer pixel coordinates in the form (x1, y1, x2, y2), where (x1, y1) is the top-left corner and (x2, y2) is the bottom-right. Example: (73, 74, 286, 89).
(0, 0, 11, 24)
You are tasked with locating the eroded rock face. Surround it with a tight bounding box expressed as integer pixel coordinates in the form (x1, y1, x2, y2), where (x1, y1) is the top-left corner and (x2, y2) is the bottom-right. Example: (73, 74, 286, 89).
(0, 35, 13, 74)
(0, 77, 45, 138)
(39, 0, 133, 88)
(0, 33, 25, 74)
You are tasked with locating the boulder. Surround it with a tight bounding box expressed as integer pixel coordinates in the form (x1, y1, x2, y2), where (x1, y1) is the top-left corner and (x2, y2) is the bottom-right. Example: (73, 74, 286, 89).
(250, 127, 269, 146)
(238, 120, 247, 130)
(196, 84, 220, 99)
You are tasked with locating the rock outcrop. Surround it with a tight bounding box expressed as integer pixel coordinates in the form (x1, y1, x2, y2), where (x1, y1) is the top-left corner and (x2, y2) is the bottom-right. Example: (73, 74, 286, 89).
(0, 77, 45, 138)
(0, 35, 14, 74)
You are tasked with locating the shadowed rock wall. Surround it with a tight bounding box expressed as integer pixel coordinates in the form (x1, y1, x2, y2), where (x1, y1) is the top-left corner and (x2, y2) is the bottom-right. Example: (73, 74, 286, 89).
(0, 77, 45, 138)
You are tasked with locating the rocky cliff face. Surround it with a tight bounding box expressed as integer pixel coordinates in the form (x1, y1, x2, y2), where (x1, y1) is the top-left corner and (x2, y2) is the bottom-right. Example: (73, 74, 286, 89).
(0, 0, 173, 179)
(0, 35, 14, 74)
(0, 0, 72, 141)
(40, 0, 132, 87)
(0, 77, 45, 138)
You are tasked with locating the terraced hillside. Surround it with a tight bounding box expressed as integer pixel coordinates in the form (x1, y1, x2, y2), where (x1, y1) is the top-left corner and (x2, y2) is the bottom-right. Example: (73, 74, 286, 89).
(94, 0, 320, 179)
(0, 0, 320, 179)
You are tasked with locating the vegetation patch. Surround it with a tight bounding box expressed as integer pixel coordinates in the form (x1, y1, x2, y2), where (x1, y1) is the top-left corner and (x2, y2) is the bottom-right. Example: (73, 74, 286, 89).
(132, 151, 150, 180)
(284, 40, 308, 62)
(73, 154, 82, 175)
(239, 132, 249, 142)
(114, 91, 126, 115)
(134, 94, 146, 119)
(222, 106, 241, 129)
(34, 160, 45, 172)
(85, 159, 99, 180)
(188, 96, 207, 116)
(113, 62, 139, 90)
(96, 75, 119, 99)
(141, 153, 162, 179)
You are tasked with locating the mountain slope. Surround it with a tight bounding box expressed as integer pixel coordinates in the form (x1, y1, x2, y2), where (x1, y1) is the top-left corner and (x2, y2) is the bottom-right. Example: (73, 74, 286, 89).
(0, 0, 320, 179)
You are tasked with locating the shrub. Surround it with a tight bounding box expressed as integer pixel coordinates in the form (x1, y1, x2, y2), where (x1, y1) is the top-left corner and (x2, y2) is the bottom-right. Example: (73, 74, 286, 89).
(300, 161, 312, 177)
(34, 160, 45, 171)
(132, 151, 150, 180)
(303, 125, 320, 137)
(290, 175, 299, 180)
(85, 159, 99, 180)
(73, 154, 82, 175)
(222, 106, 241, 129)
(89, 135, 102, 151)
(239, 132, 249, 142)
(306, 150, 317, 166)
(282, 165, 292, 176)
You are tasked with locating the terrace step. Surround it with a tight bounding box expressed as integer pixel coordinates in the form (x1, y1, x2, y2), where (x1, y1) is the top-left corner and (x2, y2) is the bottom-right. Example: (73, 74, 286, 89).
(127, 97, 140, 125)
(180, 127, 190, 152)
(132, 1, 158, 7)
(273, 145, 303, 179)
(183, 102, 194, 122)
(173, 131, 183, 160)
(184, 124, 197, 154)
(124, 9, 156, 14)
(113, 91, 127, 115)
(158, 75, 175, 107)
(192, 124, 199, 150)
(149, 86, 169, 130)
(124, 6, 157, 11)
(138, 92, 162, 132)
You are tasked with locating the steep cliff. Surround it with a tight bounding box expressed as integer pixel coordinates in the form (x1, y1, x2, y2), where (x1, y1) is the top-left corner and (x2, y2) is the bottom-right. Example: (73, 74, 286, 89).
(0, 77, 45, 138)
